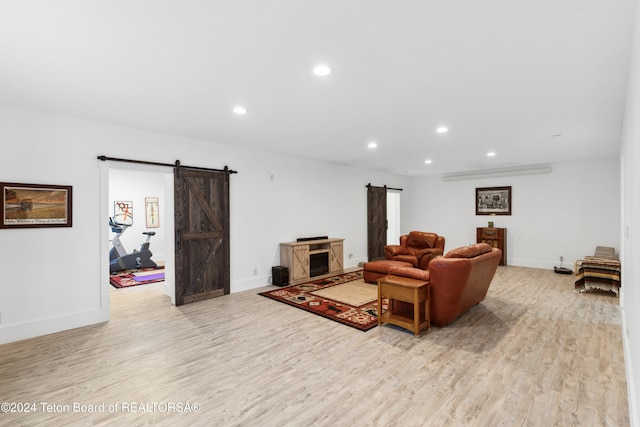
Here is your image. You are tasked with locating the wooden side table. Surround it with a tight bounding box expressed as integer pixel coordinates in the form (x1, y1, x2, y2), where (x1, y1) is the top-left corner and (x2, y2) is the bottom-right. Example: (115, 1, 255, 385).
(377, 275, 430, 336)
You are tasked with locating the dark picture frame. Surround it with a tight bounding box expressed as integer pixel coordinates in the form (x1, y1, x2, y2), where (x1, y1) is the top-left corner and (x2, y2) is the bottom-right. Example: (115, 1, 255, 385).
(0, 182, 73, 229)
(476, 186, 511, 215)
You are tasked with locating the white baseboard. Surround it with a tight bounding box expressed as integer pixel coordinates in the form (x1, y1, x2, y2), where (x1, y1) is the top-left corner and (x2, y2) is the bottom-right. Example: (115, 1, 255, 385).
(346, 257, 368, 269)
(506, 258, 572, 270)
(621, 304, 639, 427)
(231, 275, 271, 293)
(0, 307, 109, 345)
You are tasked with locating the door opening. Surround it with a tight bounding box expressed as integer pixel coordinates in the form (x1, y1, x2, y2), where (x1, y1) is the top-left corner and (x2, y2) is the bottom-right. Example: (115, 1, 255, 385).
(106, 164, 176, 306)
(387, 190, 401, 245)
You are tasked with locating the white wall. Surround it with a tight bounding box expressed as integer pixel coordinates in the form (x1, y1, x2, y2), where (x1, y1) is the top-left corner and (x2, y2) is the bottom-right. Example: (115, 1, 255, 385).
(405, 158, 621, 269)
(0, 106, 409, 344)
(620, 1, 640, 424)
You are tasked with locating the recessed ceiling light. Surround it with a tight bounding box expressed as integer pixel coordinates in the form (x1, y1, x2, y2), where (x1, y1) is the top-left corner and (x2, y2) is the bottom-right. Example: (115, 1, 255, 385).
(313, 65, 331, 76)
(487, 152, 496, 157)
(436, 126, 449, 134)
(424, 159, 433, 164)
(367, 141, 378, 149)
(233, 106, 248, 115)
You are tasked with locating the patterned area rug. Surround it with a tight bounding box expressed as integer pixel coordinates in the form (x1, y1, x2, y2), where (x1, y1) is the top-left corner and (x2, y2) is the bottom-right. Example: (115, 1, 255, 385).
(110, 267, 165, 288)
(259, 270, 387, 331)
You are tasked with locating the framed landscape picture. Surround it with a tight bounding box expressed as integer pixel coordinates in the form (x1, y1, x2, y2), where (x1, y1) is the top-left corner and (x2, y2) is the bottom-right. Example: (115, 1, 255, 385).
(1, 182, 73, 228)
(476, 186, 511, 215)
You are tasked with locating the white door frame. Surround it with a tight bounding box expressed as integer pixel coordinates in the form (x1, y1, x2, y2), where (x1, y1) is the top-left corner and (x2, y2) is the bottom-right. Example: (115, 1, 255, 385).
(99, 161, 176, 317)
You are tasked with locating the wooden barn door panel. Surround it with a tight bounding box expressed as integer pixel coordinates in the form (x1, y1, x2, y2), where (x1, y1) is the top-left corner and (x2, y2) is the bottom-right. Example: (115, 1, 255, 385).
(367, 185, 387, 261)
(174, 168, 230, 305)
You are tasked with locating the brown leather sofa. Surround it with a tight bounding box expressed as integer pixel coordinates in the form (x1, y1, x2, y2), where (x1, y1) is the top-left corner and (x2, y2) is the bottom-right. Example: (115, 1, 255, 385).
(383, 243, 502, 327)
(384, 231, 445, 270)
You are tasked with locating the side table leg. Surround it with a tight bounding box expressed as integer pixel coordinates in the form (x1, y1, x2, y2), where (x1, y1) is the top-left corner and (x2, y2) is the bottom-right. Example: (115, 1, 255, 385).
(413, 288, 420, 336)
(377, 281, 382, 327)
(425, 285, 430, 332)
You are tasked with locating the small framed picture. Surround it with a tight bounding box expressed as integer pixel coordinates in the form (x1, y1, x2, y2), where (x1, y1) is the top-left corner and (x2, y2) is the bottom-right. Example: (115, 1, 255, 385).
(145, 197, 159, 228)
(1, 182, 73, 229)
(114, 201, 133, 225)
(476, 186, 511, 215)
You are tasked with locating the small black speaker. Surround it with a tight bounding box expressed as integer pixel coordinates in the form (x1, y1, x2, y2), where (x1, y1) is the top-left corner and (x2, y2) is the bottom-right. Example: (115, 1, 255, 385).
(272, 266, 289, 287)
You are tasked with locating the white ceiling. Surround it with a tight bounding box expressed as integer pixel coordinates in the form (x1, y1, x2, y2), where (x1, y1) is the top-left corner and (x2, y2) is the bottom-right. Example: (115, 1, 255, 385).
(0, 1, 637, 175)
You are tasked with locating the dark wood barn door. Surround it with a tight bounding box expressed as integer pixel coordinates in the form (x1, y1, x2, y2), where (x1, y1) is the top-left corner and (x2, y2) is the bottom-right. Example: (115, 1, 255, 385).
(367, 184, 387, 261)
(174, 167, 230, 305)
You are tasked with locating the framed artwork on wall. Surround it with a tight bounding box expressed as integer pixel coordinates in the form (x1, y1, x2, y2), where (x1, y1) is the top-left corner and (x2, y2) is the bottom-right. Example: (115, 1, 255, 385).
(0, 182, 73, 229)
(113, 201, 133, 225)
(145, 197, 159, 228)
(476, 186, 511, 215)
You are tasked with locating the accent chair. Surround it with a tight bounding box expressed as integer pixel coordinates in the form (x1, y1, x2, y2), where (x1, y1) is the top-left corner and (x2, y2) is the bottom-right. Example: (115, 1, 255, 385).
(384, 231, 445, 270)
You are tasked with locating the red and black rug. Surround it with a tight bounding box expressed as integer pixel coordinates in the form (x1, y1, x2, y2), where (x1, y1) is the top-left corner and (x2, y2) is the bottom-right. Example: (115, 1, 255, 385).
(259, 270, 387, 331)
(110, 267, 165, 289)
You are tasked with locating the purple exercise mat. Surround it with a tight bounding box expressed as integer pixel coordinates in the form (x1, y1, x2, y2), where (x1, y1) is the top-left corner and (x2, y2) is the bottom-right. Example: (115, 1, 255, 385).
(133, 273, 165, 282)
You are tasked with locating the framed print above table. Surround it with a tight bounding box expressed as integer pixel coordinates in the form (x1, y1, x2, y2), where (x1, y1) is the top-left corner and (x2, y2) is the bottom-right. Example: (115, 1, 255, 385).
(476, 186, 511, 215)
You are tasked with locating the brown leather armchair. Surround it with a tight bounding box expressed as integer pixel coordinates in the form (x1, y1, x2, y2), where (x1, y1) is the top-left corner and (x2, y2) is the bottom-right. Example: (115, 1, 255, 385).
(384, 231, 445, 269)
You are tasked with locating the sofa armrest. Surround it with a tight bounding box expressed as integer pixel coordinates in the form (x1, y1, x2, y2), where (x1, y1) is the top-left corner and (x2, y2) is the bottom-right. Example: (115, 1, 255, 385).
(417, 248, 444, 269)
(384, 245, 407, 258)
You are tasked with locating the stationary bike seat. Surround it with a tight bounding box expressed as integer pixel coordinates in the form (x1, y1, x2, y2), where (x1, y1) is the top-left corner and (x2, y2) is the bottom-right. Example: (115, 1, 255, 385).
(143, 231, 156, 236)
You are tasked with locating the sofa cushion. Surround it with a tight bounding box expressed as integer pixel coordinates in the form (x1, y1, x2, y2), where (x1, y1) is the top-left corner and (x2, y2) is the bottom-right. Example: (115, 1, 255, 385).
(389, 254, 420, 267)
(444, 243, 493, 259)
(406, 232, 437, 249)
(364, 259, 413, 273)
(389, 266, 430, 281)
(363, 260, 414, 284)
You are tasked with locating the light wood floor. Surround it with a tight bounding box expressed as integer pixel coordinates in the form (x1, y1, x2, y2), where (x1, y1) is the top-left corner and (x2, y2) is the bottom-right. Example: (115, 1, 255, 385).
(0, 266, 628, 426)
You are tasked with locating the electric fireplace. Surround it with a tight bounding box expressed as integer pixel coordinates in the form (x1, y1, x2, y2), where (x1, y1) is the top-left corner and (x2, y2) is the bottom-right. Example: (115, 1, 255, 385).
(309, 252, 329, 277)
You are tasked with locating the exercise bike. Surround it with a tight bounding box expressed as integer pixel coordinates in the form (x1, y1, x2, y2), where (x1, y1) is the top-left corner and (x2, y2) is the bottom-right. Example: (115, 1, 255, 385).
(109, 217, 157, 274)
